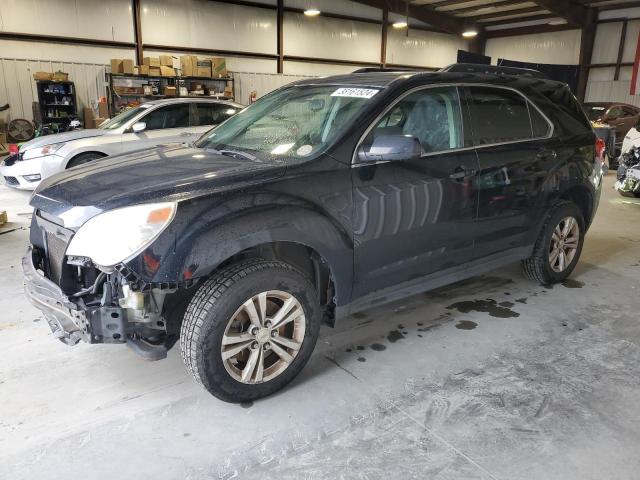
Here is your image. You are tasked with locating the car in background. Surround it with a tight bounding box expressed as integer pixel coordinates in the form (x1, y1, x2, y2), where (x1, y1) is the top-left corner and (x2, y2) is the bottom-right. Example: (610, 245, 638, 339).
(583, 102, 640, 153)
(0, 98, 243, 190)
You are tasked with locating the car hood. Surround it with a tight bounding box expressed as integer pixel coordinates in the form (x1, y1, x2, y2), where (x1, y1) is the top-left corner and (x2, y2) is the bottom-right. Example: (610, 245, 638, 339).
(30, 144, 287, 228)
(21, 129, 108, 150)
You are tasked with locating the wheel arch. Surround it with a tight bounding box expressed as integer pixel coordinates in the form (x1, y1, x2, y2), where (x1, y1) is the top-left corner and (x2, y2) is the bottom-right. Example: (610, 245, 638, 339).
(65, 150, 108, 169)
(559, 184, 594, 228)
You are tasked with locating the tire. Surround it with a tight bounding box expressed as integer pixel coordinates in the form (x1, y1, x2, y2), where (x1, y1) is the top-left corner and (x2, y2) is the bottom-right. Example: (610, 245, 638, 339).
(67, 152, 105, 168)
(522, 201, 585, 284)
(618, 190, 640, 198)
(180, 259, 321, 403)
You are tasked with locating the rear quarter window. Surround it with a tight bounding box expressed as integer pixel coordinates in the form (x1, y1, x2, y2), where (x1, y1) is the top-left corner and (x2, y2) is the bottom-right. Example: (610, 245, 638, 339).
(527, 84, 592, 137)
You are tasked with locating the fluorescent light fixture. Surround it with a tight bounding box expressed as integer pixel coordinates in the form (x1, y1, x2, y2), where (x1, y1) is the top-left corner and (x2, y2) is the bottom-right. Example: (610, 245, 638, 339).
(548, 19, 568, 25)
(392, 21, 408, 29)
(304, 8, 321, 16)
(462, 30, 478, 38)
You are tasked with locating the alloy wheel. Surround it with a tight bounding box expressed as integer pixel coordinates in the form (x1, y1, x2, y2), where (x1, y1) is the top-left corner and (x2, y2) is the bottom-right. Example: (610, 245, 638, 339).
(221, 290, 306, 384)
(549, 216, 580, 273)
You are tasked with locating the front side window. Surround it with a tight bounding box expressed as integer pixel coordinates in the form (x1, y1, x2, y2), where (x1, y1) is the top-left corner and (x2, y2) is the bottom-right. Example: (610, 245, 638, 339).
(142, 104, 190, 131)
(360, 86, 463, 155)
(196, 85, 379, 161)
(99, 105, 149, 130)
(467, 87, 534, 145)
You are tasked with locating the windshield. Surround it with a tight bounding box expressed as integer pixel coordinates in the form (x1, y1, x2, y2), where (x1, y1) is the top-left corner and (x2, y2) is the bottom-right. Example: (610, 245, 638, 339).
(99, 105, 148, 130)
(583, 105, 607, 121)
(195, 85, 380, 160)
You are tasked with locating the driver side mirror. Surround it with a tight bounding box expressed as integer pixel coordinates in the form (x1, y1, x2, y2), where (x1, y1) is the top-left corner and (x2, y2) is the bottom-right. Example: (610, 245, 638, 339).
(358, 135, 422, 163)
(131, 121, 146, 133)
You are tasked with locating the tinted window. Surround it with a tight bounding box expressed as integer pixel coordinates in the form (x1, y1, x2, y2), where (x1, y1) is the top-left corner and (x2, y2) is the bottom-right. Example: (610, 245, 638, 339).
(142, 104, 190, 130)
(194, 103, 238, 126)
(607, 106, 623, 118)
(531, 105, 551, 138)
(623, 106, 638, 117)
(468, 87, 532, 145)
(362, 86, 463, 154)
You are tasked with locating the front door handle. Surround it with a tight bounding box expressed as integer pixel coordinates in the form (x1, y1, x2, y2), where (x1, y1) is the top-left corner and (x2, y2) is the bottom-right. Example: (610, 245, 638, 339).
(449, 166, 476, 180)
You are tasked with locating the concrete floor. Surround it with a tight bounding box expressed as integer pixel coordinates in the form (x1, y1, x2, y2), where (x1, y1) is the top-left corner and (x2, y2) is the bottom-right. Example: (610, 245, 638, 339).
(1, 174, 640, 480)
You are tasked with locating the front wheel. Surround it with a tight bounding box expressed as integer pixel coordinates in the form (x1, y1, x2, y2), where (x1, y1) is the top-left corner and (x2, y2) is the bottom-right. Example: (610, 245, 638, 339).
(522, 201, 585, 284)
(180, 260, 321, 402)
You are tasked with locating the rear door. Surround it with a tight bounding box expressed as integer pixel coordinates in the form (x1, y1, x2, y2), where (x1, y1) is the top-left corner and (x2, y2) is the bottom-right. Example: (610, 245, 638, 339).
(351, 85, 480, 298)
(120, 103, 191, 151)
(190, 103, 240, 139)
(465, 85, 558, 259)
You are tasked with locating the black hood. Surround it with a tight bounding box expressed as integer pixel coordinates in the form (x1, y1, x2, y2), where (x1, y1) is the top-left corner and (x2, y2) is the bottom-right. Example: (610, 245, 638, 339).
(30, 144, 286, 228)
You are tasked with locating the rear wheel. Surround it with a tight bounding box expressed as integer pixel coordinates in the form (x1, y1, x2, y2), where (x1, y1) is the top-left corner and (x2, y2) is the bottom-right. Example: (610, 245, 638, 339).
(67, 152, 105, 168)
(522, 202, 585, 284)
(180, 259, 321, 403)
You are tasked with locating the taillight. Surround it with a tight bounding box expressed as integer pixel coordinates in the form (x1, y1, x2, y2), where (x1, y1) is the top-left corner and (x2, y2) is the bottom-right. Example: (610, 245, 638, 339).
(595, 138, 606, 162)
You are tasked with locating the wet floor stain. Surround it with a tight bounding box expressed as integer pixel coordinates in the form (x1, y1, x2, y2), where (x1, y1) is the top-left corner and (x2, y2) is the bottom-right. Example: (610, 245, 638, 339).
(447, 298, 520, 318)
(356, 346, 365, 351)
(357, 357, 366, 362)
(397, 324, 405, 330)
(352, 312, 368, 319)
(345, 348, 352, 353)
(417, 334, 423, 337)
(371, 343, 387, 351)
(515, 297, 527, 304)
(499, 301, 514, 308)
(394, 306, 416, 314)
(417, 322, 424, 326)
(240, 401, 254, 409)
(455, 320, 478, 330)
(387, 330, 405, 343)
(543, 284, 554, 290)
(562, 278, 584, 289)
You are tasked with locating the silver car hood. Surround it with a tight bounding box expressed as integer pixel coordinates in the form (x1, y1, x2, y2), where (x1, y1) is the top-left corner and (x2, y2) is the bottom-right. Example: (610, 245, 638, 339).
(21, 129, 110, 150)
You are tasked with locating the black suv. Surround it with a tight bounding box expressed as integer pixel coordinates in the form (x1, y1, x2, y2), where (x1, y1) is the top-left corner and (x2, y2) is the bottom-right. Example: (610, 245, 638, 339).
(24, 67, 604, 402)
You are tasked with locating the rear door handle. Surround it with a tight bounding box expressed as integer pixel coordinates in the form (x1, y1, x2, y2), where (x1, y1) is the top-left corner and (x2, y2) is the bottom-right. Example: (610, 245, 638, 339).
(449, 166, 476, 180)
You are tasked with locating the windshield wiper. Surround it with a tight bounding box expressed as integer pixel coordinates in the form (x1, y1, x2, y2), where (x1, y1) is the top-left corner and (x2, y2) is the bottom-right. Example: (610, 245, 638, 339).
(219, 149, 259, 162)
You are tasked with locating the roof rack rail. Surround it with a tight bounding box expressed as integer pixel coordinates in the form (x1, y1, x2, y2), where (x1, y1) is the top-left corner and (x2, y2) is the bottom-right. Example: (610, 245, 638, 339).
(439, 63, 548, 79)
(352, 67, 422, 73)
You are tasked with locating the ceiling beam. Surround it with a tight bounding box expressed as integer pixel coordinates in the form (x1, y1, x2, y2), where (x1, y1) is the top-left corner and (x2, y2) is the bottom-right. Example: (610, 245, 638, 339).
(351, 0, 481, 36)
(450, 0, 530, 15)
(530, 0, 593, 27)
(465, 6, 547, 22)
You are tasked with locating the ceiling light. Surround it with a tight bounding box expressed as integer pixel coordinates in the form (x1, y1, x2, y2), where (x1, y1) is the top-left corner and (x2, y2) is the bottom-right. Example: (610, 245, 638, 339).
(462, 30, 478, 38)
(548, 19, 568, 25)
(304, 8, 321, 16)
(392, 21, 408, 29)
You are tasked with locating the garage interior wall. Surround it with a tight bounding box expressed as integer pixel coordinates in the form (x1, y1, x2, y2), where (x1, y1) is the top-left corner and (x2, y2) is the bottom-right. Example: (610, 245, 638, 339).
(0, 0, 472, 122)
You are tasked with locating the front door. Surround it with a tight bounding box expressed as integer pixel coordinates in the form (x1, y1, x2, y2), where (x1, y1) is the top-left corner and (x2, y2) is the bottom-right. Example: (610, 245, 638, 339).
(120, 103, 191, 151)
(351, 86, 479, 298)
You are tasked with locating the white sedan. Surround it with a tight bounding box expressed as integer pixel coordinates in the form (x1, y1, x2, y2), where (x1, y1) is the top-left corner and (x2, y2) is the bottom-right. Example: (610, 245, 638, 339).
(0, 97, 243, 190)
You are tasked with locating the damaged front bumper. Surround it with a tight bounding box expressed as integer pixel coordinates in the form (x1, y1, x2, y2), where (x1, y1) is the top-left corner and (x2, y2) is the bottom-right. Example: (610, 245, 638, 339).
(22, 246, 127, 345)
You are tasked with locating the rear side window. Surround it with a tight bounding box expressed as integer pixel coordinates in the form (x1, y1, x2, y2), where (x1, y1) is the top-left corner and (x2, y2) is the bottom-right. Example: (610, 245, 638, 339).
(193, 103, 239, 126)
(467, 86, 545, 145)
(143, 104, 190, 130)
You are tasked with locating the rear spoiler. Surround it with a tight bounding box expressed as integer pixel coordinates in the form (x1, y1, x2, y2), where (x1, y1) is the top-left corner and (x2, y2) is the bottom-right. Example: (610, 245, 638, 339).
(440, 63, 548, 79)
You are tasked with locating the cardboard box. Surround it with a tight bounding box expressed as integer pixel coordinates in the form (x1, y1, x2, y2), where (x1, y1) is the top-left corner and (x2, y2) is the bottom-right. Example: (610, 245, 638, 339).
(160, 55, 173, 66)
(94, 117, 108, 128)
(212, 57, 227, 78)
(98, 102, 109, 118)
(52, 72, 69, 81)
(164, 86, 177, 96)
(196, 59, 212, 78)
(33, 71, 53, 81)
(180, 55, 198, 76)
(143, 57, 160, 67)
(83, 107, 95, 129)
(149, 67, 161, 76)
(110, 59, 122, 73)
(160, 66, 175, 77)
(138, 65, 150, 76)
(0, 211, 7, 226)
(0, 133, 6, 143)
(122, 59, 134, 74)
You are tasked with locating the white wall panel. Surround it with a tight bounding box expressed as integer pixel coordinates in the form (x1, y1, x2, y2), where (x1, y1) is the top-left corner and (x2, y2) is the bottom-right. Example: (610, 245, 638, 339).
(622, 20, 640, 64)
(0, 0, 133, 42)
(283, 61, 361, 76)
(233, 71, 312, 105)
(285, 0, 381, 21)
(599, 6, 640, 20)
(0, 58, 107, 122)
(141, 0, 277, 54)
(386, 29, 465, 68)
(283, 12, 381, 63)
(591, 22, 623, 64)
(485, 29, 581, 65)
(0, 40, 135, 64)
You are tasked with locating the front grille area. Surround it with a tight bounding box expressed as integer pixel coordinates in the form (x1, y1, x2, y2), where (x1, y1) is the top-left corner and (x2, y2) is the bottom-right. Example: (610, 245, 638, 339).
(45, 231, 68, 286)
(4, 176, 19, 186)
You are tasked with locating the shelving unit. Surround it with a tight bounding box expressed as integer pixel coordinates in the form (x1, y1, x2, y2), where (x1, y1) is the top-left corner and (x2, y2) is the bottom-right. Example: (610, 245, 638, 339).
(35, 80, 77, 128)
(107, 73, 235, 116)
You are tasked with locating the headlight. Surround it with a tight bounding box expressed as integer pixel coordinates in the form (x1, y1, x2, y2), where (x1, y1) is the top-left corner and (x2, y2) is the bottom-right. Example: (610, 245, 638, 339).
(66, 202, 177, 269)
(23, 143, 65, 159)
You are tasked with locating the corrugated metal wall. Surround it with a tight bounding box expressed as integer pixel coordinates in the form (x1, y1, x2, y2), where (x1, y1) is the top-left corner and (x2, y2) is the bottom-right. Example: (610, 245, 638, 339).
(0, 59, 107, 122)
